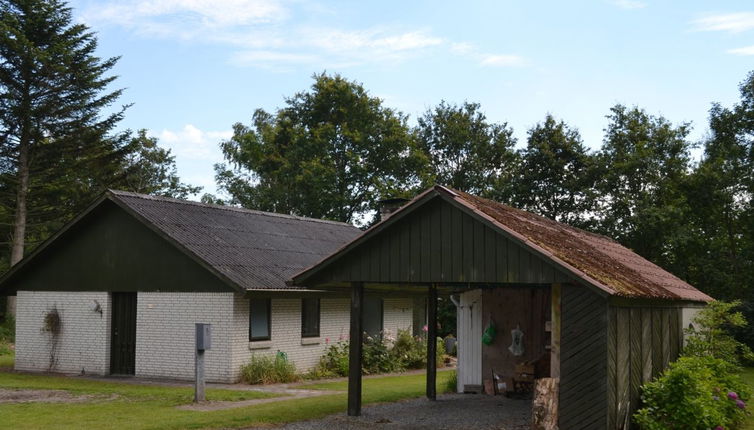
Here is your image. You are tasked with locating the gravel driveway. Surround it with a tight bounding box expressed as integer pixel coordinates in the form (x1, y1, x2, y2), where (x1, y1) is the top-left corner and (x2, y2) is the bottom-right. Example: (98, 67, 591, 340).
(273, 394, 531, 430)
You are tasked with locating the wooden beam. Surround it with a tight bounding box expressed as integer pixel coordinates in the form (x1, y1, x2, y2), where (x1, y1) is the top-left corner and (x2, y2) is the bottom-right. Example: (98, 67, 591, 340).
(427, 284, 438, 400)
(348, 282, 364, 416)
(550, 283, 561, 379)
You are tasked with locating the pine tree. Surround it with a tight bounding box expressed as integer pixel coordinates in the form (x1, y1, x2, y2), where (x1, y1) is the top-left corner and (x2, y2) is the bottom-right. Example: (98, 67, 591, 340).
(0, 0, 129, 315)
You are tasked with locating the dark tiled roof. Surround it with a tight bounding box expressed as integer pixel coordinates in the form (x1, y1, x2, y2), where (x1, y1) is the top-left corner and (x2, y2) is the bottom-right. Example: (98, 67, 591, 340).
(109, 190, 361, 291)
(444, 187, 711, 301)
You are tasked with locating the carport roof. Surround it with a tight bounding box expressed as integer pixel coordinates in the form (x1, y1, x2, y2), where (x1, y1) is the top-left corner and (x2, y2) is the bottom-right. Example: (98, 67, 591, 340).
(293, 185, 712, 302)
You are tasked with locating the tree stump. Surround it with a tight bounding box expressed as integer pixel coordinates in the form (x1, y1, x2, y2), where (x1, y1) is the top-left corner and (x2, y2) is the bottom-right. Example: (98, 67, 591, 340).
(531, 377, 559, 430)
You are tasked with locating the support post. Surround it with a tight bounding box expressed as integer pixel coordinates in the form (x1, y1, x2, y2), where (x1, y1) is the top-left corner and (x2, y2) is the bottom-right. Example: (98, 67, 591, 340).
(348, 282, 364, 416)
(427, 284, 438, 400)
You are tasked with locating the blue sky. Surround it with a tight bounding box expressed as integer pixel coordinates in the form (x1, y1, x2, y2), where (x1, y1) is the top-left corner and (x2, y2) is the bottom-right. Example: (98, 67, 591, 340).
(69, 0, 754, 197)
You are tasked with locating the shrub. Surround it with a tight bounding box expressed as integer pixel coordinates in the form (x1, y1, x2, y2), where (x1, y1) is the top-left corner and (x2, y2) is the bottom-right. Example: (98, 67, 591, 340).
(363, 332, 405, 374)
(392, 329, 426, 369)
(240, 352, 299, 384)
(313, 329, 447, 378)
(634, 356, 750, 430)
(685, 301, 754, 366)
(315, 341, 350, 377)
(0, 316, 14, 344)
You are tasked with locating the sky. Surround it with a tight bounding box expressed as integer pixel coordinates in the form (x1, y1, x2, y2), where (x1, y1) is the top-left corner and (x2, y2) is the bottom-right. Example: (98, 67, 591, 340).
(68, 0, 754, 198)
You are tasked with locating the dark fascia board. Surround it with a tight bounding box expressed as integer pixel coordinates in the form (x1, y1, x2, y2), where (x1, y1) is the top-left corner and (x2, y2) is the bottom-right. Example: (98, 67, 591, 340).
(0, 191, 242, 295)
(291, 185, 613, 299)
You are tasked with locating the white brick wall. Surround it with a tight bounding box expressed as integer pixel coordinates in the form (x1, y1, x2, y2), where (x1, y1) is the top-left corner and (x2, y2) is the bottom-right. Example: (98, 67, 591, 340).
(135, 292, 235, 383)
(15, 290, 415, 383)
(15, 291, 111, 375)
(232, 296, 414, 374)
(383, 298, 415, 340)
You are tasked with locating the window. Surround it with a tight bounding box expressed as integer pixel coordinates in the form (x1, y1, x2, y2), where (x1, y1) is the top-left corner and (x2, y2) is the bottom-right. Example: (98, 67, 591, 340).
(364, 297, 383, 337)
(301, 298, 320, 338)
(249, 299, 271, 341)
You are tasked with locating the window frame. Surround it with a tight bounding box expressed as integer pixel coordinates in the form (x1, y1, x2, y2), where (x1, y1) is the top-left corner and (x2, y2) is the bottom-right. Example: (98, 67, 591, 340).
(301, 298, 321, 338)
(249, 298, 272, 342)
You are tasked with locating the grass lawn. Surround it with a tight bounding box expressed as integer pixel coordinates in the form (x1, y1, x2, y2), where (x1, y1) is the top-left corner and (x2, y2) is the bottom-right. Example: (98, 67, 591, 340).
(0, 351, 13, 369)
(1, 351, 455, 430)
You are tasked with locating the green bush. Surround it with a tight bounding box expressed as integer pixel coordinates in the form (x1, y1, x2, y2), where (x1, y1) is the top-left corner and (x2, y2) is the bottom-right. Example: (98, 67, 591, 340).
(391, 329, 426, 369)
(634, 356, 750, 430)
(313, 329, 447, 378)
(315, 341, 350, 377)
(0, 315, 14, 344)
(363, 332, 405, 374)
(685, 301, 754, 366)
(240, 352, 299, 384)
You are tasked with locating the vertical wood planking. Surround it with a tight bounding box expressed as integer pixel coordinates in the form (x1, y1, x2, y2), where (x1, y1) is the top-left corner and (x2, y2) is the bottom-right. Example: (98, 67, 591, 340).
(661, 309, 670, 369)
(607, 306, 617, 430)
(451, 205, 462, 281)
(440, 203, 452, 281)
(462, 213, 474, 282)
(421, 211, 432, 281)
(430, 206, 442, 280)
(484, 226, 496, 282)
(629, 308, 642, 421)
(616, 308, 631, 428)
(651, 309, 662, 378)
(641, 308, 653, 384)
(496, 236, 507, 282)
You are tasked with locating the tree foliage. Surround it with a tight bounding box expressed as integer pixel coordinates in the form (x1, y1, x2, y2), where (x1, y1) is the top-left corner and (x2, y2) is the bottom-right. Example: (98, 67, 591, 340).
(0, 0, 197, 308)
(415, 101, 517, 196)
(510, 114, 596, 226)
(215, 73, 423, 225)
(593, 105, 693, 265)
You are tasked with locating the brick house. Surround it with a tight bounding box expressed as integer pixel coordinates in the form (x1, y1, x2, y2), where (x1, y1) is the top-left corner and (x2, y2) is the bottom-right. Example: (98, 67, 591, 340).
(0, 191, 418, 383)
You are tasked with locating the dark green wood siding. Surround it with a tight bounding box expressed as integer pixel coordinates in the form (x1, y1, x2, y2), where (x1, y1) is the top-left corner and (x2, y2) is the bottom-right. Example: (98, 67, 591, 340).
(559, 283, 608, 430)
(5, 201, 232, 293)
(607, 306, 683, 429)
(309, 198, 571, 285)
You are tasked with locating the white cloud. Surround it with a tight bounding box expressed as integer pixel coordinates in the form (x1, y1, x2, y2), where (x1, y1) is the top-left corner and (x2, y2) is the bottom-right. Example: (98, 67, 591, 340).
(153, 124, 232, 160)
(81, 1, 523, 70)
(150, 124, 232, 196)
(480, 54, 526, 67)
(692, 12, 754, 33)
(611, 0, 647, 10)
(449, 41, 526, 68)
(727, 45, 754, 55)
(83, 0, 288, 30)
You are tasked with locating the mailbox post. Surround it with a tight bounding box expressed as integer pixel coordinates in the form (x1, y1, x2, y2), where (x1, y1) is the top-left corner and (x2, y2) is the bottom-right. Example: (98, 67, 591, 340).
(195, 323, 212, 402)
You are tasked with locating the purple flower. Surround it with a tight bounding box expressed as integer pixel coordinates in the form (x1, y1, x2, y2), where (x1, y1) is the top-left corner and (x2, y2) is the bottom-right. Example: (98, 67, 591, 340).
(736, 399, 746, 409)
(715, 426, 725, 430)
(728, 391, 739, 400)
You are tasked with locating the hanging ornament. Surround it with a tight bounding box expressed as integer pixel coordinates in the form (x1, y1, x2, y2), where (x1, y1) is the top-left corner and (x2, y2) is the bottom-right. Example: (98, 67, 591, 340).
(509, 324, 525, 356)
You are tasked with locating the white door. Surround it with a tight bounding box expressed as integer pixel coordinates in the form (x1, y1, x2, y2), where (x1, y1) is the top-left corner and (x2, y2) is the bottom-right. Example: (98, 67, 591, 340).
(457, 289, 482, 392)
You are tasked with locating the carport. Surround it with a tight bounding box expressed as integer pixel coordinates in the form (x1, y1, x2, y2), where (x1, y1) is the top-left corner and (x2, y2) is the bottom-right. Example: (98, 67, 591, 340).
(291, 185, 711, 429)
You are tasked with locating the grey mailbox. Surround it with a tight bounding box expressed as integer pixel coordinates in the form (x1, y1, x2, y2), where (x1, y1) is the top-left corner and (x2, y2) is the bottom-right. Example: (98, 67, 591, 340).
(196, 323, 212, 351)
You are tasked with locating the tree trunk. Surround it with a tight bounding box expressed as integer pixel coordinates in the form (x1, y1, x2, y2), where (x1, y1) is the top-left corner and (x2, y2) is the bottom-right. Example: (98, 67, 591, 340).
(6, 141, 30, 317)
(531, 377, 559, 430)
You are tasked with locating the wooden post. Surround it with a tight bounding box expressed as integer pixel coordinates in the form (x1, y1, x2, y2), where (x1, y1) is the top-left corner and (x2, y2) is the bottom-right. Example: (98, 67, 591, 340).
(551, 283, 561, 379)
(348, 282, 364, 416)
(427, 284, 438, 400)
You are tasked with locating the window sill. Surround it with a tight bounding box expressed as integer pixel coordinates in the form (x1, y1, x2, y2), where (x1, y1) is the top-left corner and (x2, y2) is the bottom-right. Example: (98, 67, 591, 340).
(301, 337, 321, 346)
(249, 340, 272, 350)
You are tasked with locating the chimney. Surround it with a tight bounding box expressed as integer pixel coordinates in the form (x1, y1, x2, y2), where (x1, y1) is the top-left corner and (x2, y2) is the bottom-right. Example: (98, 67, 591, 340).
(378, 197, 409, 221)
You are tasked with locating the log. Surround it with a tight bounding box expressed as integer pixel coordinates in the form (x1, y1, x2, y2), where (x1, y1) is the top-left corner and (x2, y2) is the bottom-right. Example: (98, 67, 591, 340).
(531, 378, 559, 430)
